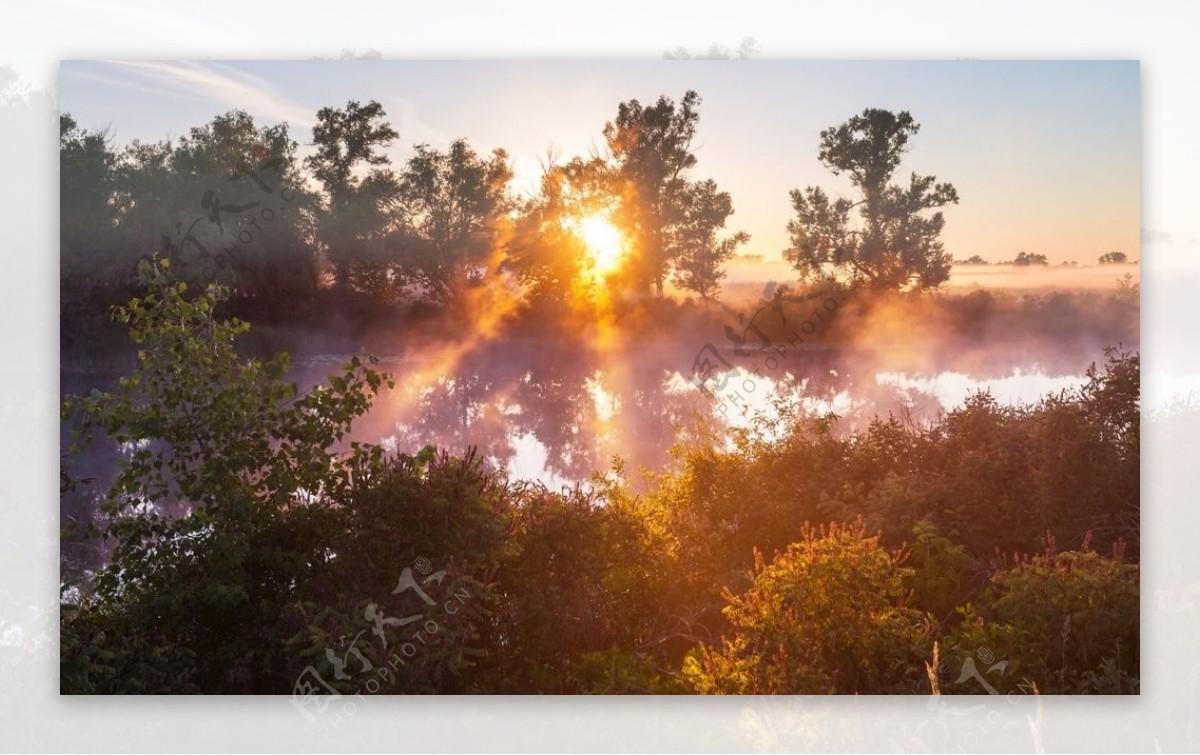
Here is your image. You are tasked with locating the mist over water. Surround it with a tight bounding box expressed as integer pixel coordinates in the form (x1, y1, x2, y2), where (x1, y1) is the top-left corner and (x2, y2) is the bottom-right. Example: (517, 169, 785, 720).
(61, 262, 1140, 536)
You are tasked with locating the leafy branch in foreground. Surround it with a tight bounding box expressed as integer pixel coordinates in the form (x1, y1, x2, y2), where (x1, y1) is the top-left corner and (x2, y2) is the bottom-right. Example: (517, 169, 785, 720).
(61, 257, 392, 691)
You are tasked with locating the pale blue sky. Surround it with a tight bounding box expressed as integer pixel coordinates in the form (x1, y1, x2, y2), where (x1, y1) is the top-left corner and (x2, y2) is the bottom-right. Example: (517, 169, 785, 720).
(60, 60, 1139, 263)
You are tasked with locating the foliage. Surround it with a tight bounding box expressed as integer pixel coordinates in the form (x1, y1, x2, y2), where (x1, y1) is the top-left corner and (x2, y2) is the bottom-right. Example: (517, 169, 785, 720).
(59, 93, 1140, 696)
(60, 115, 120, 303)
(905, 520, 969, 626)
(61, 257, 392, 692)
(670, 179, 750, 298)
(603, 90, 747, 297)
(1098, 251, 1128, 264)
(785, 108, 959, 291)
(307, 99, 399, 206)
(391, 139, 514, 300)
(948, 539, 1139, 694)
(279, 449, 511, 693)
(487, 480, 681, 692)
(60, 109, 320, 334)
(1011, 251, 1049, 266)
(505, 156, 610, 305)
(60, 266, 681, 692)
(306, 99, 401, 300)
(654, 349, 1139, 691)
(683, 518, 934, 694)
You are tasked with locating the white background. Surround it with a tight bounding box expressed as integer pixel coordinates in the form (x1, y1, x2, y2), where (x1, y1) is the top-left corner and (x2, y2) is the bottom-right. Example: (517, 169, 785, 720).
(1, 1, 1196, 751)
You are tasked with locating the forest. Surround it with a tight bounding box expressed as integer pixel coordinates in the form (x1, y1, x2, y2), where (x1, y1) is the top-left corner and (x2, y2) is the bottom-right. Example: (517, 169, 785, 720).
(59, 90, 1139, 696)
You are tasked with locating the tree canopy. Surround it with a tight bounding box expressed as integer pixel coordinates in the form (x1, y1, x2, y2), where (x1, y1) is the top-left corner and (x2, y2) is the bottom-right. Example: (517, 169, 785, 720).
(1011, 251, 1050, 266)
(785, 108, 959, 291)
(391, 139, 514, 300)
(603, 90, 748, 298)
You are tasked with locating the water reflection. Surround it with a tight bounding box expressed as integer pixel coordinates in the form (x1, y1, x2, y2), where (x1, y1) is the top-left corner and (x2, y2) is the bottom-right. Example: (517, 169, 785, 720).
(58, 328, 1123, 542)
(325, 354, 1096, 486)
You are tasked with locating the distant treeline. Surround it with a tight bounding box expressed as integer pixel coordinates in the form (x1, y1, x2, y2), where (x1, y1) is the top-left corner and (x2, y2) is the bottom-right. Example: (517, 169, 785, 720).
(954, 251, 1135, 266)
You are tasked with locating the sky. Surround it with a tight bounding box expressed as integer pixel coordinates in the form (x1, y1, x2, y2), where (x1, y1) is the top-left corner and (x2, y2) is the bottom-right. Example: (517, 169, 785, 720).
(59, 60, 1140, 264)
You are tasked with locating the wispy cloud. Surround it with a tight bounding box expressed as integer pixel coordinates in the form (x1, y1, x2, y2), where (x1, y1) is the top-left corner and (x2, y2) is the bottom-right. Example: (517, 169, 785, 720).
(91, 61, 314, 130)
(385, 94, 459, 150)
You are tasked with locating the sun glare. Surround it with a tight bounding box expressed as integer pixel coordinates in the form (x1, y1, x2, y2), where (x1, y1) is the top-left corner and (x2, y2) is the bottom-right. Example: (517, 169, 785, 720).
(578, 214, 626, 276)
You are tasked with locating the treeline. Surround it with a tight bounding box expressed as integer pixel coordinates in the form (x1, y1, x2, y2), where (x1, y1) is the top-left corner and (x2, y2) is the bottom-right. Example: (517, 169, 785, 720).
(62, 95, 970, 351)
(953, 252, 1135, 265)
(61, 262, 1139, 694)
(60, 92, 748, 335)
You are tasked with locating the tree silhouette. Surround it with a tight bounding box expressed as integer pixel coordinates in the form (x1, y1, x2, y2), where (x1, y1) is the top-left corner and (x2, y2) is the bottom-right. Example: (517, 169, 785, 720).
(169, 110, 319, 311)
(1011, 251, 1049, 266)
(785, 108, 959, 291)
(604, 90, 743, 297)
(505, 155, 609, 305)
(1098, 251, 1128, 264)
(60, 115, 119, 297)
(61, 109, 318, 325)
(306, 100, 400, 300)
(670, 179, 749, 299)
(391, 139, 513, 301)
(956, 254, 988, 265)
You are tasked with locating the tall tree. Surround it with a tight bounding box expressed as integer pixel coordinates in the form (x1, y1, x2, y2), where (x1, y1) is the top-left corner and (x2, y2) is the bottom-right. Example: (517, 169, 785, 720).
(392, 139, 513, 301)
(669, 179, 749, 299)
(305, 100, 400, 299)
(169, 110, 320, 312)
(60, 115, 120, 298)
(604, 90, 707, 296)
(785, 108, 959, 291)
(62, 110, 318, 321)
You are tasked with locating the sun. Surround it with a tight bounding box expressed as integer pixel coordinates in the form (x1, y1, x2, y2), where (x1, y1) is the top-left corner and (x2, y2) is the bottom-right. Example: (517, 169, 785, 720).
(577, 214, 626, 276)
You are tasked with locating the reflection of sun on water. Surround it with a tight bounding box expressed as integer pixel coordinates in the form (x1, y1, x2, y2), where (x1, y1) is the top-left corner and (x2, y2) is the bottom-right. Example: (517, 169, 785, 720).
(577, 213, 625, 276)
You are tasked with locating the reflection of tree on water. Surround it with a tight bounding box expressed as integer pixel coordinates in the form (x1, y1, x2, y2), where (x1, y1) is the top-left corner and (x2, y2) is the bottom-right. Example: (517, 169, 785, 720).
(513, 358, 601, 480)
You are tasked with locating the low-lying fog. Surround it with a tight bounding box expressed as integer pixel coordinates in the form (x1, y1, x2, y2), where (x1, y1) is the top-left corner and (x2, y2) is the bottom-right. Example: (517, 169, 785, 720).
(62, 261, 1142, 530)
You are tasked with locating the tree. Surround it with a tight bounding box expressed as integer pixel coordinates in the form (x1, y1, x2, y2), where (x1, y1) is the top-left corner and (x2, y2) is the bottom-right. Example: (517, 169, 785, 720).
(488, 483, 679, 693)
(505, 155, 611, 306)
(604, 90, 743, 297)
(168, 110, 320, 312)
(61, 258, 392, 692)
(306, 100, 400, 299)
(683, 518, 934, 694)
(949, 539, 1139, 694)
(61, 109, 321, 336)
(279, 448, 513, 694)
(1098, 251, 1128, 264)
(955, 255, 988, 265)
(60, 115, 120, 307)
(670, 179, 750, 299)
(1011, 251, 1049, 266)
(785, 108, 959, 291)
(391, 139, 513, 301)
